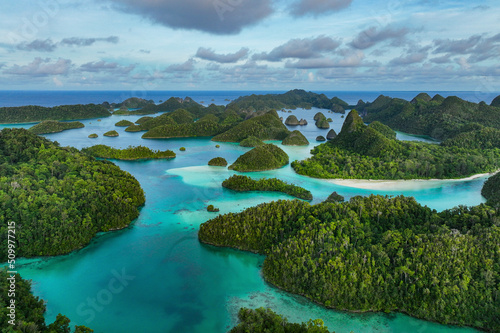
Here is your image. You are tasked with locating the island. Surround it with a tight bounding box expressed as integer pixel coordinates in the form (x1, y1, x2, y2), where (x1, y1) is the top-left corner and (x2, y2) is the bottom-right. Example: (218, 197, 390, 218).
(284, 115, 300, 126)
(115, 119, 135, 127)
(0, 128, 145, 260)
(292, 110, 500, 179)
(82, 145, 176, 160)
(208, 157, 228, 166)
(358, 93, 500, 140)
(228, 144, 289, 172)
(239, 136, 265, 147)
(103, 130, 119, 137)
(230, 308, 331, 333)
(199, 194, 499, 332)
(282, 130, 309, 146)
(316, 135, 326, 142)
(314, 112, 330, 129)
(326, 129, 337, 140)
(222, 175, 312, 200)
(0, 103, 110, 123)
(29, 120, 85, 134)
(88, 133, 98, 138)
(207, 204, 220, 212)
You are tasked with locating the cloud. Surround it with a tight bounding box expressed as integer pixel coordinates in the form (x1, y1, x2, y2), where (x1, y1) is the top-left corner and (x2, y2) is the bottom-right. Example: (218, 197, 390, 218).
(3, 58, 72, 76)
(165, 59, 196, 72)
(60, 36, 119, 47)
(285, 50, 368, 69)
(80, 60, 135, 74)
(289, 0, 353, 17)
(430, 54, 451, 64)
(253, 36, 341, 61)
(389, 52, 428, 66)
(139, 49, 151, 54)
(106, 0, 273, 35)
(350, 26, 410, 49)
(433, 35, 481, 54)
(17, 39, 57, 52)
(195, 47, 249, 63)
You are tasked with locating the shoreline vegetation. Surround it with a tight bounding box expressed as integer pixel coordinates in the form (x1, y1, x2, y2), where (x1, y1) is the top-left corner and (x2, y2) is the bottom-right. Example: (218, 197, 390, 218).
(199, 195, 500, 332)
(0, 128, 145, 260)
(222, 175, 312, 200)
(82, 145, 176, 160)
(29, 120, 85, 135)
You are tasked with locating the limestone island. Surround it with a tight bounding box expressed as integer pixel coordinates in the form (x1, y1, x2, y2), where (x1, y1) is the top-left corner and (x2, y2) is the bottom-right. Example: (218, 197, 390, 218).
(208, 157, 228, 167)
(239, 136, 265, 147)
(82, 145, 176, 160)
(29, 120, 84, 135)
(222, 175, 312, 200)
(115, 120, 135, 127)
(228, 144, 289, 172)
(103, 130, 119, 137)
(282, 130, 309, 146)
(88, 133, 98, 138)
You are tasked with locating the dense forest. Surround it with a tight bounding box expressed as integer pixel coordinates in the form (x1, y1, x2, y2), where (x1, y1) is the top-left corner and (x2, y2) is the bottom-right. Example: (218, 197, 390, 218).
(0, 270, 93, 332)
(0, 104, 110, 123)
(282, 130, 309, 146)
(482, 172, 500, 206)
(212, 110, 290, 143)
(199, 195, 500, 332)
(0, 129, 145, 259)
(359, 93, 500, 140)
(29, 120, 85, 135)
(222, 175, 312, 200)
(230, 308, 332, 333)
(293, 110, 500, 179)
(229, 89, 348, 113)
(239, 136, 265, 147)
(82, 145, 176, 160)
(208, 157, 228, 166)
(229, 144, 289, 172)
(104, 97, 154, 110)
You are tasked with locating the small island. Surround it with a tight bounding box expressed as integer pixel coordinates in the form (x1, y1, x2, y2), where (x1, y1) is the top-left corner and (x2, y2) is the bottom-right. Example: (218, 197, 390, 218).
(228, 144, 289, 172)
(222, 175, 312, 200)
(88, 133, 98, 138)
(208, 157, 228, 166)
(103, 130, 119, 137)
(316, 135, 326, 142)
(239, 136, 265, 147)
(314, 112, 330, 129)
(29, 120, 84, 134)
(207, 204, 220, 212)
(282, 130, 309, 146)
(284, 115, 300, 126)
(82, 145, 176, 160)
(115, 119, 135, 127)
(326, 129, 337, 140)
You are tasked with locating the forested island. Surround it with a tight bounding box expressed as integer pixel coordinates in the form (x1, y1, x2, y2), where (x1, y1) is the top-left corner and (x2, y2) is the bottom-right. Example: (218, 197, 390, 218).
(29, 120, 84, 134)
(282, 130, 309, 146)
(228, 144, 289, 172)
(292, 110, 500, 179)
(82, 145, 176, 160)
(358, 93, 500, 140)
(230, 308, 331, 333)
(0, 270, 93, 332)
(0, 128, 145, 259)
(208, 157, 228, 166)
(0, 104, 110, 123)
(222, 175, 312, 200)
(482, 172, 500, 206)
(199, 195, 500, 331)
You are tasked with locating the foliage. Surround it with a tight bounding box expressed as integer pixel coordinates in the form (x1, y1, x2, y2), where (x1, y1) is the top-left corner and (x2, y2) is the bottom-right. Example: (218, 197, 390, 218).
(229, 89, 348, 113)
(0, 104, 110, 124)
(135, 116, 154, 124)
(208, 157, 228, 166)
(0, 270, 93, 332)
(115, 120, 134, 127)
(212, 111, 290, 142)
(199, 195, 500, 331)
(103, 130, 119, 137)
(441, 125, 500, 149)
(229, 144, 289, 172)
(230, 308, 332, 333)
(293, 110, 500, 180)
(82, 145, 175, 160)
(207, 204, 219, 212)
(282, 130, 309, 146)
(29, 121, 84, 135)
(325, 191, 344, 203)
(106, 97, 154, 110)
(222, 175, 312, 200)
(88, 133, 98, 138)
(482, 172, 500, 206)
(490, 94, 500, 107)
(367, 121, 396, 140)
(239, 136, 265, 147)
(359, 94, 500, 140)
(179, 147, 186, 151)
(141, 113, 227, 139)
(0, 128, 145, 259)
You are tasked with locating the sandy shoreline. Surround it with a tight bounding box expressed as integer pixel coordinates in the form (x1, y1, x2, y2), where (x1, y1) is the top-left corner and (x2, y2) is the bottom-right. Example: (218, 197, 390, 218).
(326, 171, 496, 191)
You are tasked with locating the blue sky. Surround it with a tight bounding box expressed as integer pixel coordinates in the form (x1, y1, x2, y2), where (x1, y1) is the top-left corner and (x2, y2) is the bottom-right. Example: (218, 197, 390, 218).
(0, 0, 499, 91)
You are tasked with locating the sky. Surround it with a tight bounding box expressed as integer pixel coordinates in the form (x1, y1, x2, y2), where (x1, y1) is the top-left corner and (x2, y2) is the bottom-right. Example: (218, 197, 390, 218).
(0, 0, 499, 91)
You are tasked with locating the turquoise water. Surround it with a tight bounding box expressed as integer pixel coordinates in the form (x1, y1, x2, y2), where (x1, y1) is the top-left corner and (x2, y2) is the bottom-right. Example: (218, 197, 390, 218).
(9, 108, 486, 333)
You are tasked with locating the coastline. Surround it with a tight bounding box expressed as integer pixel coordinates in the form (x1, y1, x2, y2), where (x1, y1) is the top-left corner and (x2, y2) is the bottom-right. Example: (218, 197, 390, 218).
(326, 171, 496, 191)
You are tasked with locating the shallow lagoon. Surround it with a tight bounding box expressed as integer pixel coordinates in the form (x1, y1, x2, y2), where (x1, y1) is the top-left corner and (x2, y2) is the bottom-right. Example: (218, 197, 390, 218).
(10, 107, 486, 333)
